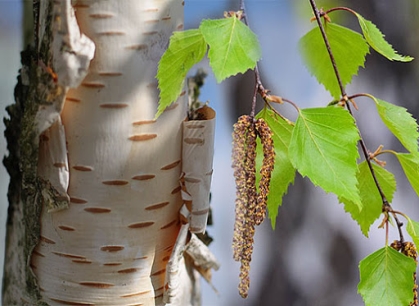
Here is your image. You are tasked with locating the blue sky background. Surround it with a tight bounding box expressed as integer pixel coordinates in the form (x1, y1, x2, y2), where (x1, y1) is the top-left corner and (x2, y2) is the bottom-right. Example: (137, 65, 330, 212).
(0, 0, 21, 301)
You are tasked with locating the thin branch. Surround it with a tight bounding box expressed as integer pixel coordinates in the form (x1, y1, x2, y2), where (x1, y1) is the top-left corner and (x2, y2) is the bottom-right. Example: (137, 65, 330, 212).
(241, 0, 298, 119)
(240, 0, 260, 118)
(309, 0, 346, 98)
(251, 78, 258, 118)
(309, 0, 405, 242)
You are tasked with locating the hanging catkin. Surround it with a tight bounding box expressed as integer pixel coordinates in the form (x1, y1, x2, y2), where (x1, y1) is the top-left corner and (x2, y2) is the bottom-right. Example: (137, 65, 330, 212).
(231, 115, 275, 298)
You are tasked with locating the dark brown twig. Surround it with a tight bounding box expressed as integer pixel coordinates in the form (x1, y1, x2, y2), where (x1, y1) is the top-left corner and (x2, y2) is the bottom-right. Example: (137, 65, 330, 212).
(309, 0, 404, 242)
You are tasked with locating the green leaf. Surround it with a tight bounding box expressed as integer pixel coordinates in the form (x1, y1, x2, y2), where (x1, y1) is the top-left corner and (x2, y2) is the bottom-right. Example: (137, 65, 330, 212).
(288, 107, 361, 206)
(256, 108, 295, 229)
(299, 22, 369, 99)
(200, 16, 261, 82)
(355, 13, 413, 62)
(406, 218, 419, 249)
(374, 98, 419, 153)
(156, 29, 207, 117)
(358, 246, 416, 306)
(396, 153, 419, 197)
(340, 162, 396, 236)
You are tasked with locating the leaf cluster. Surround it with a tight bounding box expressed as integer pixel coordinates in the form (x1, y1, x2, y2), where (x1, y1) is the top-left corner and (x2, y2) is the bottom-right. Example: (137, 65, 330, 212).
(156, 13, 261, 117)
(156, 4, 419, 305)
(299, 12, 413, 99)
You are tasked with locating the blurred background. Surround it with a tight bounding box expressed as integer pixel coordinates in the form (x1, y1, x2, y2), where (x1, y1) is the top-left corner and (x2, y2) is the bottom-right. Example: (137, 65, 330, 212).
(1, 1, 419, 305)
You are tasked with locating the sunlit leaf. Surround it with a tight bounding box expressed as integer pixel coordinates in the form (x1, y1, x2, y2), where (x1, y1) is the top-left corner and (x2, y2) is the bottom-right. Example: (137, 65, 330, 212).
(407, 218, 419, 249)
(358, 246, 416, 306)
(299, 22, 369, 99)
(256, 108, 295, 229)
(340, 162, 396, 236)
(374, 98, 419, 153)
(396, 153, 419, 197)
(156, 29, 207, 117)
(355, 13, 413, 62)
(288, 107, 361, 206)
(200, 16, 261, 82)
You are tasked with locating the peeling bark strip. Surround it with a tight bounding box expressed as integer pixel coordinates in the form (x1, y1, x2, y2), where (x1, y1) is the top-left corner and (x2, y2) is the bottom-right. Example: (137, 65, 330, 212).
(181, 106, 216, 233)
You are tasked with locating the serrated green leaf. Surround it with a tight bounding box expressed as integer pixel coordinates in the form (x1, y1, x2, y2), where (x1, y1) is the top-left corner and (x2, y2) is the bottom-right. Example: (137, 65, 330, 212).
(156, 29, 207, 117)
(288, 107, 361, 206)
(396, 153, 419, 197)
(355, 13, 413, 62)
(374, 98, 419, 153)
(200, 16, 261, 82)
(256, 108, 295, 229)
(299, 22, 369, 99)
(358, 246, 416, 306)
(340, 162, 396, 236)
(406, 218, 419, 249)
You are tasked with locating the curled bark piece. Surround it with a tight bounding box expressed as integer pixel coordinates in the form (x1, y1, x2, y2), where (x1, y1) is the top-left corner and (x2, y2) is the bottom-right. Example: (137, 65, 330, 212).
(164, 223, 192, 305)
(164, 222, 219, 305)
(35, 0, 94, 135)
(52, 0, 95, 88)
(35, 0, 94, 211)
(37, 117, 69, 212)
(181, 106, 216, 233)
(185, 233, 220, 274)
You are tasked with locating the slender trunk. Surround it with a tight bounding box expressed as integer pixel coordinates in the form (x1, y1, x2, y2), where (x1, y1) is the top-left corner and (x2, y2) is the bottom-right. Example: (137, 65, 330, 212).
(3, 1, 199, 305)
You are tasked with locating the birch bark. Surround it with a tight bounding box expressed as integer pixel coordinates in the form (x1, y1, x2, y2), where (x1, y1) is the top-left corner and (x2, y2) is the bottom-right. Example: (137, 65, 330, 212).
(3, 0, 199, 305)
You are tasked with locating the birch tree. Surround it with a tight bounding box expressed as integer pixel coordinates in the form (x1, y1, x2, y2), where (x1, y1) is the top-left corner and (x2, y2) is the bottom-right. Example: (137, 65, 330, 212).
(2, 0, 218, 305)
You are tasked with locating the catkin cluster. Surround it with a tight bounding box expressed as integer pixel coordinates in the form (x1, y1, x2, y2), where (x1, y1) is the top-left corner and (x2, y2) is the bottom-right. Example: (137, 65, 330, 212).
(391, 240, 418, 306)
(231, 115, 275, 298)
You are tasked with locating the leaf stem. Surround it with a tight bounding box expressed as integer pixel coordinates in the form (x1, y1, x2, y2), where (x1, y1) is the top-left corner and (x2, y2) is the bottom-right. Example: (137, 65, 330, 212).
(309, 0, 346, 98)
(240, 0, 274, 117)
(240, 0, 257, 118)
(309, 0, 405, 242)
(325, 6, 358, 17)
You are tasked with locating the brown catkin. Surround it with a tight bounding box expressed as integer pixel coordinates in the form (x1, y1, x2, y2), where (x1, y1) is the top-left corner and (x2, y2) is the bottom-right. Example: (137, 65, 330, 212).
(232, 115, 252, 262)
(231, 115, 259, 299)
(391, 241, 418, 306)
(231, 116, 276, 299)
(402, 242, 418, 306)
(254, 118, 275, 226)
(238, 259, 251, 298)
(245, 120, 257, 225)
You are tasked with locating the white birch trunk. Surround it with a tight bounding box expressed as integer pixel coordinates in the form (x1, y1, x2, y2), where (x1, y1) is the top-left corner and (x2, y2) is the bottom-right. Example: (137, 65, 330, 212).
(2, 0, 219, 305)
(32, 1, 187, 305)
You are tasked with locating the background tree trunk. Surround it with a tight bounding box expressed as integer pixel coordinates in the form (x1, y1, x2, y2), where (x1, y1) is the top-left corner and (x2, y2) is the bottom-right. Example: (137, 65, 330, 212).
(2, 1, 193, 305)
